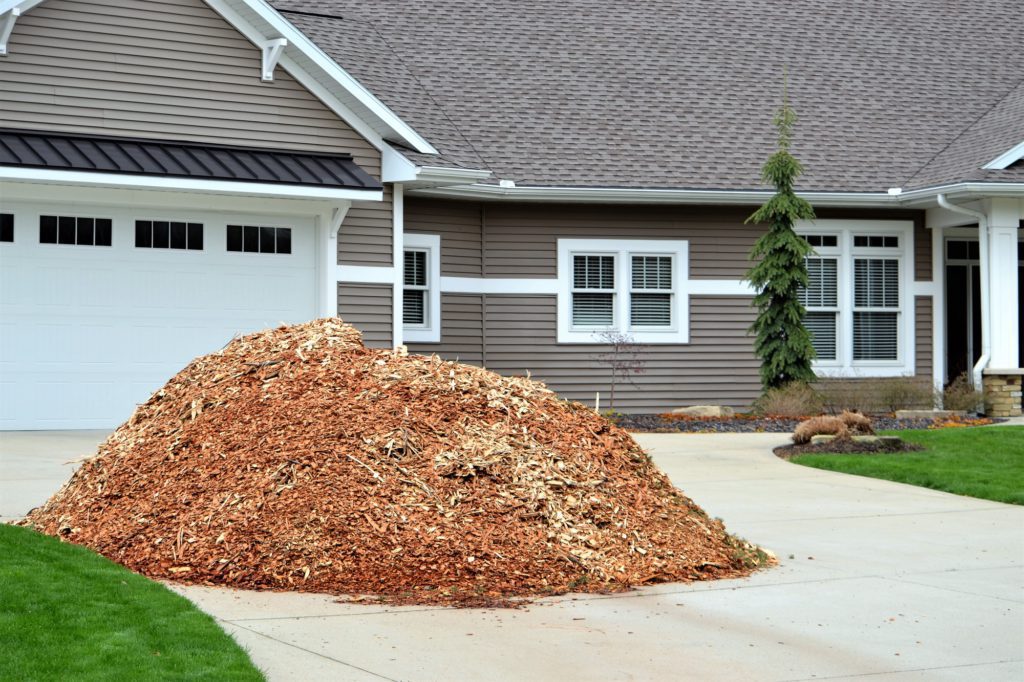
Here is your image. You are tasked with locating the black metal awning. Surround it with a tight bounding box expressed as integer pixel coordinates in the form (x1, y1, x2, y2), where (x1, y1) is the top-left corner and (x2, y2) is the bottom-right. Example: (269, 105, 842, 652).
(0, 129, 382, 191)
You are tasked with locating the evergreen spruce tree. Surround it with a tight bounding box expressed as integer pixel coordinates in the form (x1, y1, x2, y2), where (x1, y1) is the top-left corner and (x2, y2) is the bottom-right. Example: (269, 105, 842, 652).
(744, 93, 818, 391)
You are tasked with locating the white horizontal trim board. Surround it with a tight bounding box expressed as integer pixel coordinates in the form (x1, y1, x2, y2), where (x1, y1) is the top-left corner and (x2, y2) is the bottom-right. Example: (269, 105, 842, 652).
(0, 168, 384, 202)
(440, 277, 560, 295)
(337, 265, 395, 284)
(688, 279, 754, 296)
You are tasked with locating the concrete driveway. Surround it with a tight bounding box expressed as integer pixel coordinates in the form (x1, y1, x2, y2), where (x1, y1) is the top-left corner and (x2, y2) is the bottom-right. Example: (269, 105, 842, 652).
(2, 430, 1022, 681)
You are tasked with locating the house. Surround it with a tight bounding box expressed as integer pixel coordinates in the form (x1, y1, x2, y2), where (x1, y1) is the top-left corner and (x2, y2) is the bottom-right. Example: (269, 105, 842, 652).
(0, 0, 1021, 430)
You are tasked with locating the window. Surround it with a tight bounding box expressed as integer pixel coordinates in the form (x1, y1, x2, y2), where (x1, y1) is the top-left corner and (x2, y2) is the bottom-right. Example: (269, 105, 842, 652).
(402, 233, 441, 343)
(557, 239, 688, 344)
(39, 215, 112, 246)
(135, 220, 203, 250)
(403, 249, 428, 326)
(571, 255, 616, 327)
(799, 256, 839, 361)
(0, 213, 12, 242)
(796, 221, 914, 376)
(226, 225, 292, 254)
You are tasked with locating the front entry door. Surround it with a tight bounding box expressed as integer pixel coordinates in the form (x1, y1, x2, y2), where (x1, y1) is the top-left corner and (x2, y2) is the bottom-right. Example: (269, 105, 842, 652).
(946, 238, 1024, 383)
(945, 240, 981, 382)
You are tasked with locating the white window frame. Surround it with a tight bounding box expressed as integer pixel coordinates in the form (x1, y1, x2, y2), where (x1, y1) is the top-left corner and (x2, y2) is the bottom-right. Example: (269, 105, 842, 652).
(557, 238, 688, 344)
(800, 232, 842, 368)
(796, 220, 915, 377)
(402, 233, 441, 343)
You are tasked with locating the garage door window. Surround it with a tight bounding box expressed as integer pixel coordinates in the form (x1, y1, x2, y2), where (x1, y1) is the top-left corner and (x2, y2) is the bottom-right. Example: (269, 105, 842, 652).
(0, 214, 12, 242)
(135, 220, 203, 250)
(227, 225, 292, 254)
(40, 215, 112, 246)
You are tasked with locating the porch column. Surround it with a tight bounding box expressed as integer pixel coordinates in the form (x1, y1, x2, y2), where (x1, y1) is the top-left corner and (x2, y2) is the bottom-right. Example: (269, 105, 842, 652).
(985, 198, 1020, 369)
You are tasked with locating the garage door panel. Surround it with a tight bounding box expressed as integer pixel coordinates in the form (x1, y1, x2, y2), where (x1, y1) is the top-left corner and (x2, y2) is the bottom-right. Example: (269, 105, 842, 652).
(0, 208, 317, 430)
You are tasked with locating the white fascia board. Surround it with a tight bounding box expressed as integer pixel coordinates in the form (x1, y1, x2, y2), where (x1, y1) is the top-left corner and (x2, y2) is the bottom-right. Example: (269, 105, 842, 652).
(410, 184, 900, 206)
(0, 167, 383, 202)
(895, 182, 1024, 205)
(210, 0, 437, 155)
(381, 146, 493, 187)
(982, 141, 1024, 170)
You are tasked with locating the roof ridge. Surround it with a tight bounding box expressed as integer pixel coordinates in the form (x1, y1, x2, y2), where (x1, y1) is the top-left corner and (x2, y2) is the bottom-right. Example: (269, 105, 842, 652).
(903, 75, 1024, 188)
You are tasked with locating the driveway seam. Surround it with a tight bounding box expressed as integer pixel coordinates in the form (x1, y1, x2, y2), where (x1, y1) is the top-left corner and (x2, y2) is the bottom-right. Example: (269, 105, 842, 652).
(223, 619, 400, 681)
(780, 657, 1024, 681)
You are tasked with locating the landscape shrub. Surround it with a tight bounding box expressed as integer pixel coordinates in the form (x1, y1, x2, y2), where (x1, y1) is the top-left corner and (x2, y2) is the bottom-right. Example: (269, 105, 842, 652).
(819, 377, 933, 414)
(752, 382, 823, 417)
(942, 373, 984, 412)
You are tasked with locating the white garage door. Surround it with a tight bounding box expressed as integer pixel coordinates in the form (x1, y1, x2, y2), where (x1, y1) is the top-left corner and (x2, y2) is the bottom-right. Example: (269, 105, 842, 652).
(0, 204, 317, 430)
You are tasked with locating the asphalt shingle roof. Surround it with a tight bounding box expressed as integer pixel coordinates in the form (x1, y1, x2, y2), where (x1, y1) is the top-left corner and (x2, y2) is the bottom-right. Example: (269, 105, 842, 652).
(274, 1, 1024, 192)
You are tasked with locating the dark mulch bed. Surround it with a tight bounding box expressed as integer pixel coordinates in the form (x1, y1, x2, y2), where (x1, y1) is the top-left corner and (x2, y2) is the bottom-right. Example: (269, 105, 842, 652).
(614, 414, 946, 433)
(774, 439, 926, 459)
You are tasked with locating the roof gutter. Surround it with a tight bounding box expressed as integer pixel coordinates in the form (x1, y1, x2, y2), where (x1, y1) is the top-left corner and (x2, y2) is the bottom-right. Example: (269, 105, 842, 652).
(936, 193, 990, 389)
(409, 184, 900, 206)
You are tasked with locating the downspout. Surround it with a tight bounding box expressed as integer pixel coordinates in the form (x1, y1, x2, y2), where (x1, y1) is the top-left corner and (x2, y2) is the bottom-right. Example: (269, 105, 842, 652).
(936, 194, 990, 388)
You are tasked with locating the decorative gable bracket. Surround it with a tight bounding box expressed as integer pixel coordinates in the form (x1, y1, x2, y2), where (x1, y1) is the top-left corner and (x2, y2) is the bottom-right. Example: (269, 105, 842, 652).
(260, 37, 287, 82)
(0, 8, 18, 56)
(0, 0, 45, 56)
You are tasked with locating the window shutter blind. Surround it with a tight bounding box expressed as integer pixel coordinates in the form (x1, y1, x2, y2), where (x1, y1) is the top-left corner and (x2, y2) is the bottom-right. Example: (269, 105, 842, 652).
(404, 250, 427, 287)
(854, 259, 898, 308)
(403, 289, 425, 325)
(574, 255, 615, 289)
(572, 293, 614, 326)
(804, 311, 837, 360)
(853, 312, 898, 360)
(800, 258, 838, 307)
(629, 255, 672, 327)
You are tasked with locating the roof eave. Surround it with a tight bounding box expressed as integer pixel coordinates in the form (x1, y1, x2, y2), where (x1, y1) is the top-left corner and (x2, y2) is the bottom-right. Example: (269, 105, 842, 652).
(0, 167, 384, 202)
(407, 183, 903, 207)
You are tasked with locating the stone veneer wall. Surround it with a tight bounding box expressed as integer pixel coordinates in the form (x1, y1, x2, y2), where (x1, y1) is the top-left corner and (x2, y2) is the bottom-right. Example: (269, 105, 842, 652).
(983, 371, 1023, 417)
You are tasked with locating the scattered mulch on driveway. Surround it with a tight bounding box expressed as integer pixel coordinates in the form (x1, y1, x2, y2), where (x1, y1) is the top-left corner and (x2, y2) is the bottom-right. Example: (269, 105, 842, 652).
(774, 440, 925, 459)
(23, 319, 771, 607)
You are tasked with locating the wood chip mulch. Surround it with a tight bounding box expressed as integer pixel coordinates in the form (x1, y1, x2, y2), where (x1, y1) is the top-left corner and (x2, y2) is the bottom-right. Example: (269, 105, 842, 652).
(22, 319, 772, 606)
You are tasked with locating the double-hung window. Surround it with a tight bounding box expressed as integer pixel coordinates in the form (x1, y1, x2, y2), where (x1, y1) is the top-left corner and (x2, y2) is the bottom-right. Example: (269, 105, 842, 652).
(797, 221, 913, 376)
(402, 233, 441, 343)
(799, 237, 840, 362)
(558, 239, 688, 344)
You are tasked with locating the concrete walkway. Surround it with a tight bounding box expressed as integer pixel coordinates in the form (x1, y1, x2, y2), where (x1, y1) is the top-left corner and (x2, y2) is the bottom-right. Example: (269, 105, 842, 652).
(3, 431, 1023, 681)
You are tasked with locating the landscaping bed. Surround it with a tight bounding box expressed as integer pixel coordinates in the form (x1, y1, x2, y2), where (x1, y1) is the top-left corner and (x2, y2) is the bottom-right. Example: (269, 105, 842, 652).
(775, 439, 924, 458)
(785, 426, 1024, 505)
(612, 413, 991, 433)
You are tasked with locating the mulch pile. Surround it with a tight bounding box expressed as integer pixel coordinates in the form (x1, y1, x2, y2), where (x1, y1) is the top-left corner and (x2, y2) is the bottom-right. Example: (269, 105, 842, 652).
(24, 319, 770, 606)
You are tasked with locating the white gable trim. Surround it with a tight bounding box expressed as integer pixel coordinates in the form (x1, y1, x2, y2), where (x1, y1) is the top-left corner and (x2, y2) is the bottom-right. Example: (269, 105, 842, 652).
(982, 141, 1024, 170)
(207, 0, 436, 155)
(0, 0, 437, 156)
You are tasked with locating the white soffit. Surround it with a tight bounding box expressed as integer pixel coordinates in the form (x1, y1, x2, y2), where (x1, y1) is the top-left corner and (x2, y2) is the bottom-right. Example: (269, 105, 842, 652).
(982, 141, 1024, 170)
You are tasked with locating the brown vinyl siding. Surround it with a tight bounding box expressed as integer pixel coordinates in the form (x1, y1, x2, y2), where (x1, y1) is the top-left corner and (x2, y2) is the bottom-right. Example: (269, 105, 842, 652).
(481, 295, 761, 411)
(0, 0, 381, 174)
(400, 198, 936, 411)
(915, 296, 933, 379)
(406, 200, 483, 276)
(341, 186, 393, 266)
(407, 294, 485, 365)
(338, 283, 392, 348)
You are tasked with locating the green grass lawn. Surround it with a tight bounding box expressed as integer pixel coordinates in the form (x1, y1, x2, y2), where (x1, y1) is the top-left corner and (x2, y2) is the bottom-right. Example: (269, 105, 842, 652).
(0, 524, 263, 681)
(791, 426, 1024, 505)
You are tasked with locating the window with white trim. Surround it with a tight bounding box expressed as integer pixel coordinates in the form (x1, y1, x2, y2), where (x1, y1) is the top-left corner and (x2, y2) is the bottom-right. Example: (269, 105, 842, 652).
(797, 221, 914, 377)
(557, 239, 688, 344)
(403, 249, 428, 326)
(402, 233, 441, 343)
